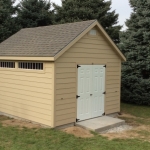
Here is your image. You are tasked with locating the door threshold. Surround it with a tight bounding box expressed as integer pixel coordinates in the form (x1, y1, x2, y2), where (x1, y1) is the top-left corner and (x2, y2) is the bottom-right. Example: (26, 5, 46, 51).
(77, 115, 104, 122)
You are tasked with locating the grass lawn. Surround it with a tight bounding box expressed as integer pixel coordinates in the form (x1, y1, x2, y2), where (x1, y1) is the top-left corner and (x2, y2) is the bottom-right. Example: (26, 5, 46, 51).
(120, 103, 150, 126)
(0, 103, 150, 150)
(121, 103, 150, 119)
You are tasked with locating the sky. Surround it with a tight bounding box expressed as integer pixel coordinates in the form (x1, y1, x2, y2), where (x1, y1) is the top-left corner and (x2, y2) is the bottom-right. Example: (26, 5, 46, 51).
(16, 0, 132, 30)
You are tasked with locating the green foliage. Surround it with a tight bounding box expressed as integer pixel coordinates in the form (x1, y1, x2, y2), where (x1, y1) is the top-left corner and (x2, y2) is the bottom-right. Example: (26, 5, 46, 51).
(119, 0, 150, 105)
(53, 0, 122, 43)
(17, 0, 54, 28)
(0, 0, 19, 43)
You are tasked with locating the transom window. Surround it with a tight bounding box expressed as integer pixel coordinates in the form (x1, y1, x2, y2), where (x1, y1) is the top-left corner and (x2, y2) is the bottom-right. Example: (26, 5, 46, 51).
(0, 61, 15, 68)
(18, 62, 43, 70)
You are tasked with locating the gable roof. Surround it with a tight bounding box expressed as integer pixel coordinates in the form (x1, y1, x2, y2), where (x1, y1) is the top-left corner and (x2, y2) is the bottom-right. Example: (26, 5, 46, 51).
(0, 20, 126, 61)
(0, 20, 95, 57)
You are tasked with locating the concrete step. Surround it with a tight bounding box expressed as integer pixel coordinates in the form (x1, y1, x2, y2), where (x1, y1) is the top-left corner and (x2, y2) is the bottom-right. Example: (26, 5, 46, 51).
(75, 116, 125, 133)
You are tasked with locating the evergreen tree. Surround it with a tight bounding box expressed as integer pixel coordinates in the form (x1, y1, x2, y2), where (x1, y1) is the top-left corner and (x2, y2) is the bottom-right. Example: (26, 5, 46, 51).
(18, 0, 54, 28)
(0, 0, 19, 43)
(119, 0, 150, 105)
(53, 0, 122, 43)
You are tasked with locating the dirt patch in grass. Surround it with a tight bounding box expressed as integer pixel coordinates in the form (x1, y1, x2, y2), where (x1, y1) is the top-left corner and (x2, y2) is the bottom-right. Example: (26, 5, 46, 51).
(101, 113, 150, 142)
(102, 130, 139, 140)
(0, 115, 10, 121)
(2, 118, 41, 129)
(118, 113, 140, 126)
(62, 126, 94, 138)
(119, 113, 136, 119)
(102, 125, 150, 142)
(136, 125, 150, 131)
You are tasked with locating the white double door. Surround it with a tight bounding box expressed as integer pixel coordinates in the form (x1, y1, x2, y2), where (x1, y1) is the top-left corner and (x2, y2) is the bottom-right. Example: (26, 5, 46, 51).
(77, 65, 105, 121)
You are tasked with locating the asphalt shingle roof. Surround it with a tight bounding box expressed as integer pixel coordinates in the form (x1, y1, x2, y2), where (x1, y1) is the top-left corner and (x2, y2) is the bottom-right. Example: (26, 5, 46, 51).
(0, 20, 96, 57)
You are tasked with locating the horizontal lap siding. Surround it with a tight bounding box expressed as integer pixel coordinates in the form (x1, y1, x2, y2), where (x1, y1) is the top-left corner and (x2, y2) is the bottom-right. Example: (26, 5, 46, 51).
(0, 62, 53, 126)
(105, 63, 120, 114)
(55, 30, 121, 127)
(55, 62, 76, 127)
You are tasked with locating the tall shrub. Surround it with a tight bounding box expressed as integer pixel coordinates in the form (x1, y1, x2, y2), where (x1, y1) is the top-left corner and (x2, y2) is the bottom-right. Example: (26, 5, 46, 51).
(119, 0, 150, 105)
(0, 0, 19, 43)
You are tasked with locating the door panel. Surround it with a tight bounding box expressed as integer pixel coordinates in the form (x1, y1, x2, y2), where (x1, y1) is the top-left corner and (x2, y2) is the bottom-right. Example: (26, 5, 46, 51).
(92, 65, 105, 118)
(77, 65, 105, 121)
(77, 65, 92, 120)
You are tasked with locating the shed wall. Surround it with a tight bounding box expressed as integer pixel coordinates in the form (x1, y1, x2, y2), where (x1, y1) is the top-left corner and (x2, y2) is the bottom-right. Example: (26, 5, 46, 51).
(55, 28, 121, 127)
(0, 62, 53, 126)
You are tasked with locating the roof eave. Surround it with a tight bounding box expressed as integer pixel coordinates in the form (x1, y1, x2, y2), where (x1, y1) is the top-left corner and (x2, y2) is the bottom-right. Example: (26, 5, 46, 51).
(0, 56, 54, 61)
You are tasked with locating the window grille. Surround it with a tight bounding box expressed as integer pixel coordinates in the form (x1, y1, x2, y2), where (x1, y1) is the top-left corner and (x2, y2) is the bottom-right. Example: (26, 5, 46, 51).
(18, 62, 43, 70)
(0, 61, 15, 68)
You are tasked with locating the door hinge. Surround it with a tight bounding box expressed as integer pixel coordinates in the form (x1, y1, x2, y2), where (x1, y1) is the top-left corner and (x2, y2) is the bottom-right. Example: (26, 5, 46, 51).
(76, 95, 80, 99)
(77, 65, 81, 68)
(76, 118, 80, 122)
(102, 112, 105, 116)
(103, 65, 106, 68)
(103, 91, 106, 94)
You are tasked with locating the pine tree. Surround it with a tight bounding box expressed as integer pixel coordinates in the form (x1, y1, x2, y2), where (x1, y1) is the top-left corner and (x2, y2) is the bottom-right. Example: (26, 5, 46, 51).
(18, 0, 54, 28)
(53, 0, 122, 43)
(119, 0, 150, 105)
(0, 0, 19, 43)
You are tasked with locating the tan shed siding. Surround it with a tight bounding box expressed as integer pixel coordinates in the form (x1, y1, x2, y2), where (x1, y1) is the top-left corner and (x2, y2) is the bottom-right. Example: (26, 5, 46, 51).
(55, 62, 76, 126)
(0, 62, 53, 126)
(55, 29, 121, 127)
(105, 61, 121, 114)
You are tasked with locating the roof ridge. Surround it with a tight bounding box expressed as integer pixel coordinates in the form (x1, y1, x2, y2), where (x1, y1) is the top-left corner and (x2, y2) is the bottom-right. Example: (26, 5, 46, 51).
(21, 20, 97, 30)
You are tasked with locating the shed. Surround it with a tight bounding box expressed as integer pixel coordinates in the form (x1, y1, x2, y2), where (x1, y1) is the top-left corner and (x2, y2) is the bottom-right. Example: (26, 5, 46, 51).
(0, 20, 126, 128)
